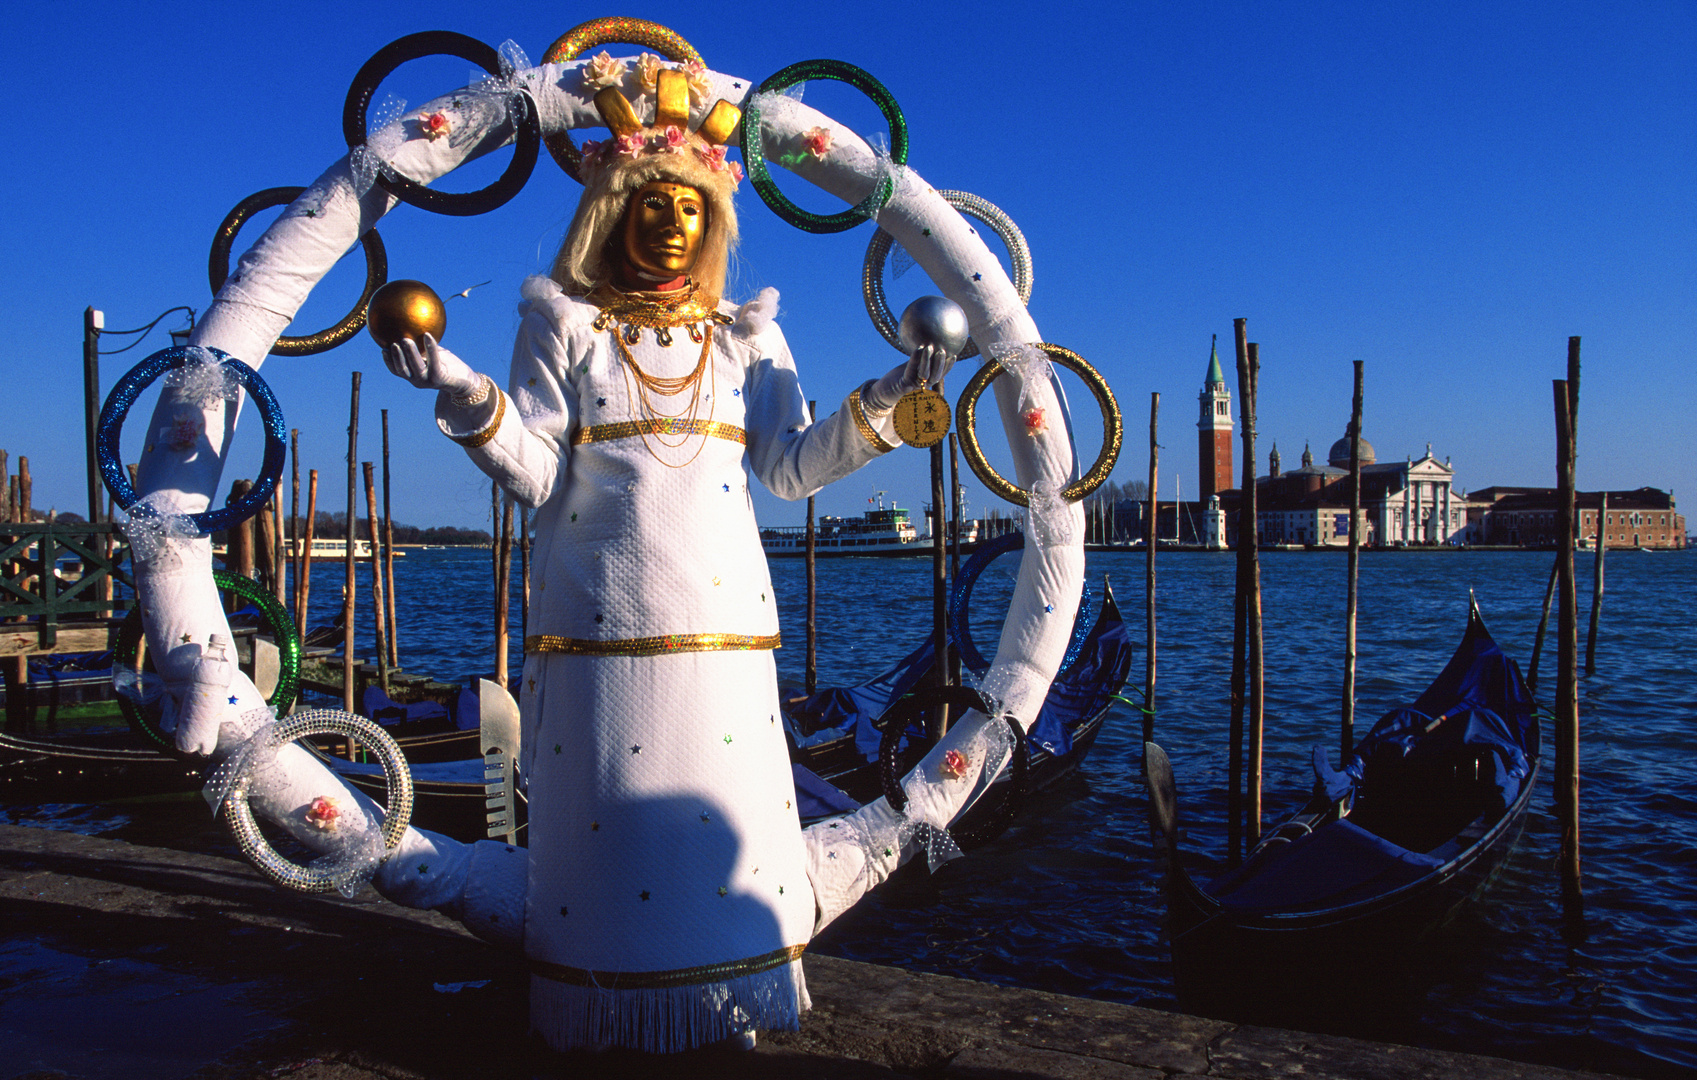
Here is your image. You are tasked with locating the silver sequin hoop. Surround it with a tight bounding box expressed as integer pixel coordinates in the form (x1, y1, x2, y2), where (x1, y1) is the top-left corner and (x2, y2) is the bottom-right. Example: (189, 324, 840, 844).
(220, 710, 414, 893)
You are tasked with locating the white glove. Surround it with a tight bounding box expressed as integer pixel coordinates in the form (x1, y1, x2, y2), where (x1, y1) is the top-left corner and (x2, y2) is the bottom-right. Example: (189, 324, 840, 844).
(383, 334, 483, 400)
(863, 344, 955, 415)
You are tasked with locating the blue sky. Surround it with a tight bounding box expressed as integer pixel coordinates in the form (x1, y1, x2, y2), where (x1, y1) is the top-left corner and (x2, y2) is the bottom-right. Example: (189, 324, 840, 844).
(4, 1, 1691, 530)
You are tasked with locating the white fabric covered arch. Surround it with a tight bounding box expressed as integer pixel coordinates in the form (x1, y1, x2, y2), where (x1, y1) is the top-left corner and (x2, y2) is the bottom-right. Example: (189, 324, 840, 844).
(130, 51, 1084, 914)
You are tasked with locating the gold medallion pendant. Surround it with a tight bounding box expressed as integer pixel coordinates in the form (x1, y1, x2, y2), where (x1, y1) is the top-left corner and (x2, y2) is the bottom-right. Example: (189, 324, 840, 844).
(892, 388, 951, 448)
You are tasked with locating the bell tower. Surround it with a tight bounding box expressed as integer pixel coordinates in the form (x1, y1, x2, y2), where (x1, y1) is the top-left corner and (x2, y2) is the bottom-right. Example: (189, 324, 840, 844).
(1198, 335, 1234, 500)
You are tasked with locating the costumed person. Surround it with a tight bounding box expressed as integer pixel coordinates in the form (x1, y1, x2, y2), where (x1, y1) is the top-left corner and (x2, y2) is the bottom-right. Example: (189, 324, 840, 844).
(378, 70, 989, 1052)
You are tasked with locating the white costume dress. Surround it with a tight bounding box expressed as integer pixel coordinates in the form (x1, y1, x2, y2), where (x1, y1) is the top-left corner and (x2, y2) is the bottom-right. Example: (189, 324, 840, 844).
(435, 276, 900, 1051)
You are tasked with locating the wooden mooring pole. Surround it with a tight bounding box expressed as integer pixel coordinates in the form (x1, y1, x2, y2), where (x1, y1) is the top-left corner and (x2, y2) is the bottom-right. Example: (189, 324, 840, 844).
(343, 373, 360, 733)
(1144, 392, 1159, 742)
(1527, 559, 1558, 693)
(1245, 342, 1265, 848)
(1227, 325, 1249, 860)
(363, 462, 388, 695)
(1554, 335, 1583, 913)
(1342, 360, 1364, 758)
(299, 470, 317, 635)
(805, 401, 818, 695)
(289, 430, 300, 623)
(1586, 492, 1606, 676)
(382, 410, 398, 667)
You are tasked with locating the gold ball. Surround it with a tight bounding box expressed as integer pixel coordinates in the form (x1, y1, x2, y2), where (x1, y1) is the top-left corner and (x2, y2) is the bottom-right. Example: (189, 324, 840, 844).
(366, 280, 447, 349)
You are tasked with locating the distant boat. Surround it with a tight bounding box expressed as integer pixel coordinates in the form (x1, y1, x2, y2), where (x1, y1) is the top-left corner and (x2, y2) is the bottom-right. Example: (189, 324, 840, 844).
(282, 537, 402, 560)
(761, 494, 979, 557)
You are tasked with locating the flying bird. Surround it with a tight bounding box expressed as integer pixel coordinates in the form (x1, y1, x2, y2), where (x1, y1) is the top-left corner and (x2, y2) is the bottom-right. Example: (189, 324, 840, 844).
(449, 280, 492, 300)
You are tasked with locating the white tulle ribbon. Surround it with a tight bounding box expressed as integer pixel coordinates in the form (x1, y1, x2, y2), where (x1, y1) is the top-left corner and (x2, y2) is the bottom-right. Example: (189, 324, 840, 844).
(122, 492, 204, 560)
(985, 342, 1054, 417)
(163, 346, 241, 407)
(1027, 479, 1074, 548)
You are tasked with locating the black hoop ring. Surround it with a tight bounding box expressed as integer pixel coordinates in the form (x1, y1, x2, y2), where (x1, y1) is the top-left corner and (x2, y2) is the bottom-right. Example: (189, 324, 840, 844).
(341, 31, 541, 217)
(956, 344, 1123, 507)
(210, 186, 388, 355)
(877, 686, 1028, 846)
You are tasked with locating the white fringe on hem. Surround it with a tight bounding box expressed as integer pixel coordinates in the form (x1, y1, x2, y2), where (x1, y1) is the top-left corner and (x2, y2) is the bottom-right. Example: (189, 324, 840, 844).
(530, 957, 809, 1053)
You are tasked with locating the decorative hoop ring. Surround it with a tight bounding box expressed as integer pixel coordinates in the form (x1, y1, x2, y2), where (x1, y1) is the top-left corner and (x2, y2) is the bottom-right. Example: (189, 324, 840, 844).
(116, 570, 302, 753)
(948, 530, 1093, 677)
(98, 346, 288, 534)
(209, 186, 388, 355)
(538, 18, 703, 183)
(740, 59, 909, 234)
(956, 344, 1123, 507)
(341, 31, 541, 217)
(863, 190, 1033, 360)
(222, 710, 413, 893)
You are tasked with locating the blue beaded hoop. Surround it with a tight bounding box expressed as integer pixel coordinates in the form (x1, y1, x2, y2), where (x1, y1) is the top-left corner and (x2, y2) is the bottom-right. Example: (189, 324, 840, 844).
(948, 530, 1093, 677)
(98, 346, 288, 536)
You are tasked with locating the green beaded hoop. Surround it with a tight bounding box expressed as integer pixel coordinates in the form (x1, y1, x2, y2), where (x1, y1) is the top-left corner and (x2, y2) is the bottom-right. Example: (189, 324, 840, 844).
(739, 59, 909, 234)
(117, 570, 303, 753)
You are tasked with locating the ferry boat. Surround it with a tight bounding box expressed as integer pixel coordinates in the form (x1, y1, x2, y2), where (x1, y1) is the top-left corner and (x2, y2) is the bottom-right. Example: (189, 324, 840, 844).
(760, 495, 978, 557)
(281, 537, 401, 560)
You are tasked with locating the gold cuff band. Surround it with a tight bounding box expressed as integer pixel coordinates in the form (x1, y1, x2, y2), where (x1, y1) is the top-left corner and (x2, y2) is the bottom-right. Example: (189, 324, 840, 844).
(849, 388, 897, 453)
(531, 943, 805, 991)
(448, 389, 505, 449)
(573, 419, 746, 446)
(525, 631, 781, 657)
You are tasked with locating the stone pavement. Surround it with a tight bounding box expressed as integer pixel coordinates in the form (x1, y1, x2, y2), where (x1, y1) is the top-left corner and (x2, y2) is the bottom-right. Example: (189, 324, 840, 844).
(0, 824, 1625, 1080)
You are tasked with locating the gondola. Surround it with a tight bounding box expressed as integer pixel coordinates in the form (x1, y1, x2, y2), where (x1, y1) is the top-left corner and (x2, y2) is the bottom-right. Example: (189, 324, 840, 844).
(1142, 596, 1540, 1021)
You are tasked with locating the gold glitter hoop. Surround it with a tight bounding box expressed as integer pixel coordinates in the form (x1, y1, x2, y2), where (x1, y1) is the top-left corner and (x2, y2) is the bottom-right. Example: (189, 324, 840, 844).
(957, 344, 1123, 507)
(221, 710, 413, 894)
(539, 18, 704, 182)
(209, 186, 388, 355)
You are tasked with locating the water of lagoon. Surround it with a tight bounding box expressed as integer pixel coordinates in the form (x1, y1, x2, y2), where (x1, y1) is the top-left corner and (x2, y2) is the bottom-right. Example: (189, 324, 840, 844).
(7, 544, 1694, 1077)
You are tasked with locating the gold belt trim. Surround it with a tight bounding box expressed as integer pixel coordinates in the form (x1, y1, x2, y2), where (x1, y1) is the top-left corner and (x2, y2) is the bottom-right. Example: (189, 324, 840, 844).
(573, 419, 746, 445)
(849, 388, 897, 453)
(525, 632, 781, 656)
(531, 943, 806, 990)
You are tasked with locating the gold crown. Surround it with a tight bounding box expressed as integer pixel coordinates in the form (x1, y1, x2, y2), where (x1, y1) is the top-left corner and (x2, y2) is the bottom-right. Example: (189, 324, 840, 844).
(583, 69, 742, 178)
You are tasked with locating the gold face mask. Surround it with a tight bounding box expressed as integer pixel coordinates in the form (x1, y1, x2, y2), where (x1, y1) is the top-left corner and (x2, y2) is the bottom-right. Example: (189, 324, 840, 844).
(621, 181, 707, 282)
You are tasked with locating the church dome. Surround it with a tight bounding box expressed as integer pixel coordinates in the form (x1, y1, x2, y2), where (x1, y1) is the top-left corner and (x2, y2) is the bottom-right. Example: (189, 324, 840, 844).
(1328, 430, 1375, 467)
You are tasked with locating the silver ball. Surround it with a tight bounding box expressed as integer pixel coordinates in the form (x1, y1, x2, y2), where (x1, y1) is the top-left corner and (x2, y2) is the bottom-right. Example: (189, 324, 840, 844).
(898, 296, 970, 357)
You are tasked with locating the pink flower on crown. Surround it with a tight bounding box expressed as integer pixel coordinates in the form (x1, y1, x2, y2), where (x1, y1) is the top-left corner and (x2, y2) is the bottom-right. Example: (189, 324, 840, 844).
(582, 51, 627, 91)
(1023, 407, 1048, 437)
(419, 112, 451, 141)
(680, 59, 713, 107)
(801, 125, 833, 160)
(940, 749, 969, 780)
(615, 132, 645, 155)
(636, 52, 663, 95)
(305, 796, 341, 831)
(662, 125, 688, 153)
(698, 144, 729, 170)
(726, 160, 744, 184)
(580, 138, 603, 162)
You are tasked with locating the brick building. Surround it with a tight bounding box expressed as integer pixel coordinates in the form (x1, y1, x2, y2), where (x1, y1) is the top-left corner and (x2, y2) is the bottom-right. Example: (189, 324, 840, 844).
(1469, 487, 1685, 549)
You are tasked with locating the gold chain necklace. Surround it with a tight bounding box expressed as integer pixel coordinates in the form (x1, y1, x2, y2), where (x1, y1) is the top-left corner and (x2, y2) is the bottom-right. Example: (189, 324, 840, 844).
(613, 325, 719, 468)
